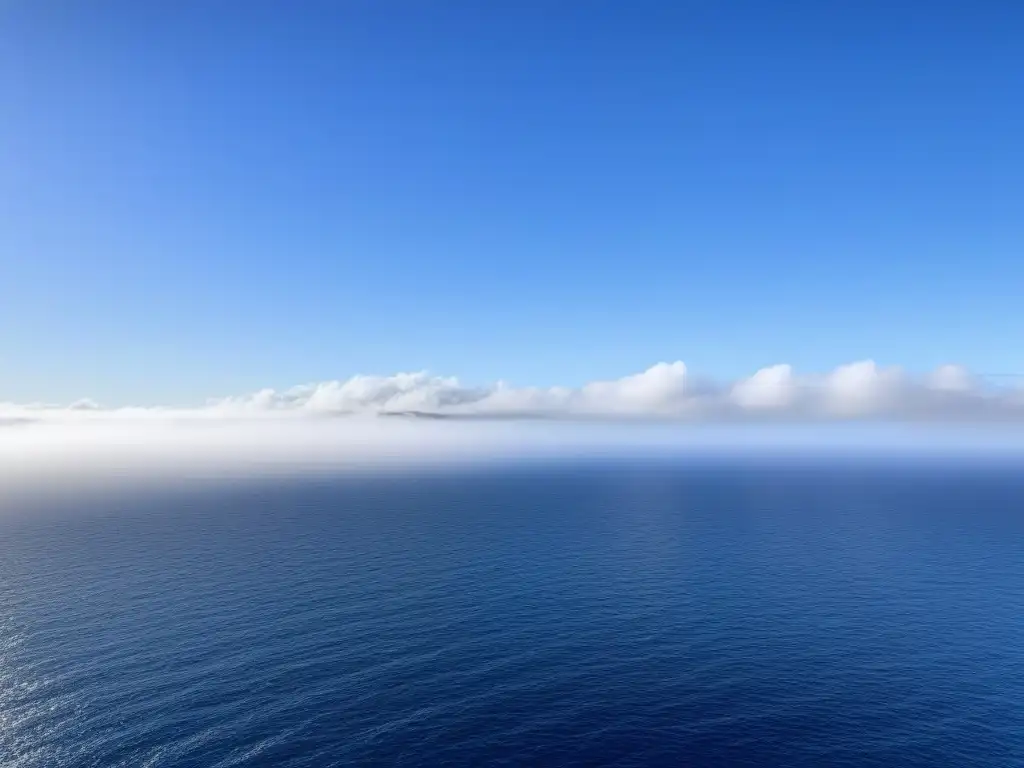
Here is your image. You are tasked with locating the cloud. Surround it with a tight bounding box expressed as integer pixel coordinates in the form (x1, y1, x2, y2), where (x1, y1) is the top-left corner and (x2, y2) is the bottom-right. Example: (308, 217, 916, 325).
(2, 360, 1023, 424)
(731, 364, 797, 411)
(208, 359, 1022, 422)
(2, 361, 1024, 496)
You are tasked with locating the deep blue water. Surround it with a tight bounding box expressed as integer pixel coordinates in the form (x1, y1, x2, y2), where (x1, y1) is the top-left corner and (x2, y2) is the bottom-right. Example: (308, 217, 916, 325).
(2, 459, 1023, 767)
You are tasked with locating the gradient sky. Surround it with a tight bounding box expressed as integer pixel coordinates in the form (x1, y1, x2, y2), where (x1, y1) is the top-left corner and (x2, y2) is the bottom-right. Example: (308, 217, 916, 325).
(2, 1, 1021, 405)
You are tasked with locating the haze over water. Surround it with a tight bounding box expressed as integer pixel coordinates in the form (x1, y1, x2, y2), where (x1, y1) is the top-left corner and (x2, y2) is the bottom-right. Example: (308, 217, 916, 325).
(2, 455, 1023, 767)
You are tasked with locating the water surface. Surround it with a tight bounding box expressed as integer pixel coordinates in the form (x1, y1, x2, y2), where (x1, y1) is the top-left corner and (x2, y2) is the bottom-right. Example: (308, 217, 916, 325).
(1, 459, 1022, 766)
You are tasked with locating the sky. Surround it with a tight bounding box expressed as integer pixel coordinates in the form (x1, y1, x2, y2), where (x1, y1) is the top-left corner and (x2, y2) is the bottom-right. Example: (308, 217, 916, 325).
(2, 1, 1022, 406)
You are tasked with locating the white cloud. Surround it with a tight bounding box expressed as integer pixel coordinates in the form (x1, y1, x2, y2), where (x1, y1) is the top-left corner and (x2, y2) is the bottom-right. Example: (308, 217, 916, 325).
(2, 361, 1024, 496)
(821, 360, 906, 416)
(731, 364, 797, 410)
(2, 360, 1023, 424)
(927, 364, 976, 393)
(577, 361, 691, 415)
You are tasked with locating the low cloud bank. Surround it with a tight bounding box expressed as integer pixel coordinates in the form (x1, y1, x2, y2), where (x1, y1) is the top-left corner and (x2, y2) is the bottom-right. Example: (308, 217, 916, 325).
(3, 360, 1022, 423)
(0, 360, 1022, 496)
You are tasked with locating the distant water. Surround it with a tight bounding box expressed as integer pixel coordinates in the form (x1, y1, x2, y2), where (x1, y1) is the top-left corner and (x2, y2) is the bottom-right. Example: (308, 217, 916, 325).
(2, 459, 1024, 767)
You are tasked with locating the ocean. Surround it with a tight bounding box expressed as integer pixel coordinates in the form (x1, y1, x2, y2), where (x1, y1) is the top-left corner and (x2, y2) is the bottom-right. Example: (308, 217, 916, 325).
(1, 458, 1023, 766)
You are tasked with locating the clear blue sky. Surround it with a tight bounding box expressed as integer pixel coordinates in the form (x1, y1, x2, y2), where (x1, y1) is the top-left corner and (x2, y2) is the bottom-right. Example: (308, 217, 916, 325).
(2, 1, 1021, 405)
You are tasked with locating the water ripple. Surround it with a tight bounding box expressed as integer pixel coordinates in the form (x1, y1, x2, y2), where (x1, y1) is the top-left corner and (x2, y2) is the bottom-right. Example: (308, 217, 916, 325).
(1, 462, 1023, 766)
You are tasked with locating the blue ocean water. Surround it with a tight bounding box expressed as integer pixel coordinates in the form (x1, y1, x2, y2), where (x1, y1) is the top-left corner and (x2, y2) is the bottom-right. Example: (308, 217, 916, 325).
(1, 459, 1023, 767)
